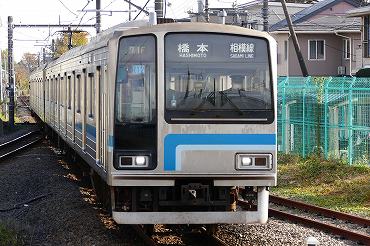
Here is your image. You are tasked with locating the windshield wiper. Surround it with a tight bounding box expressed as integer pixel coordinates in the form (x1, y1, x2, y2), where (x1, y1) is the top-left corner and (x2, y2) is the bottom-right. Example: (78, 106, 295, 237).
(218, 91, 243, 115)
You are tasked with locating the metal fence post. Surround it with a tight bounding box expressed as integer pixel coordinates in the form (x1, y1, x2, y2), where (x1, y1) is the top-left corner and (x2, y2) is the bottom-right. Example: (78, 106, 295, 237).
(281, 77, 288, 153)
(302, 76, 310, 157)
(348, 77, 355, 165)
(324, 77, 331, 159)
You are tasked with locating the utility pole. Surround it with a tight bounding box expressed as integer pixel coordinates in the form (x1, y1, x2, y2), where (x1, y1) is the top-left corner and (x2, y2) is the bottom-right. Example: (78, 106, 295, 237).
(262, 0, 269, 31)
(7, 16, 15, 127)
(42, 48, 46, 64)
(0, 47, 2, 103)
(280, 0, 308, 76)
(67, 27, 73, 49)
(128, 0, 132, 21)
(0, 17, 3, 105)
(155, 0, 164, 18)
(205, 0, 209, 22)
(96, 0, 101, 34)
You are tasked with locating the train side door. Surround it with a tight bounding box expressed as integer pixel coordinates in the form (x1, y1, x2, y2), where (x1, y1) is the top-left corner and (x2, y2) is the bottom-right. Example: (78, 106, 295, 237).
(82, 69, 87, 151)
(64, 73, 67, 136)
(95, 67, 102, 166)
(75, 73, 82, 148)
(71, 72, 75, 143)
(100, 65, 108, 168)
(57, 74, 61, 132)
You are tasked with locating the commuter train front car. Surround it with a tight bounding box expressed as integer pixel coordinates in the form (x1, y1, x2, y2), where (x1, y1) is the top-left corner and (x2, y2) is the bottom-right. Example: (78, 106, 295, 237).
(29, 23, 277, 225)
(109, 24, 277, 224)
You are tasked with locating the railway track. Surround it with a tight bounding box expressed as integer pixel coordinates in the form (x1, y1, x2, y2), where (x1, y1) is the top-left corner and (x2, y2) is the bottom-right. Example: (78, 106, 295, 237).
(238, 193, 370, 245)
(0, 130, 43, 160)
(132, 224, 228, 246)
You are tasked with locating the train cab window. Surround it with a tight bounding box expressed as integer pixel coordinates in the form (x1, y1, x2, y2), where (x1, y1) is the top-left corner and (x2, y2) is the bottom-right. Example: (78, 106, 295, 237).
(164, 33, 273, 123)
(115, 35, 156, 124)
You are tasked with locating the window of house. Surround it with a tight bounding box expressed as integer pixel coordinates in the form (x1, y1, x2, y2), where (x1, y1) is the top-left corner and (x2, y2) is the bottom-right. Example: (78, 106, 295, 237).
(343, 39, 350, 60)
(308, 40, 325, 60)
(364, 16, 370, 58)
(284, 40, 288, 61)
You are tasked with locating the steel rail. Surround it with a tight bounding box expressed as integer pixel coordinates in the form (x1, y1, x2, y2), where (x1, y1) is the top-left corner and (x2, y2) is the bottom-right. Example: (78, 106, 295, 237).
(268, 208, 370, 245)
(131, 225, 158, 246)
(270, 195, 370, 227)
(131, 224, 227, 246)
(210, 234, 229, 246)
(18, 96, 30, 109)
(237, 200, 370, 245)
(0, 131, 43, 160)
(0, 131, 37, 147)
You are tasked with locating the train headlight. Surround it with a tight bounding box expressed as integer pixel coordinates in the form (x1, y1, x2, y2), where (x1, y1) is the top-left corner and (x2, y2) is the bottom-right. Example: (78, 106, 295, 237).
(135, 156, 147, 166)
(236, 154, 273, 170)
(241, 157, 252, 166)
(118, 155, 150, 168)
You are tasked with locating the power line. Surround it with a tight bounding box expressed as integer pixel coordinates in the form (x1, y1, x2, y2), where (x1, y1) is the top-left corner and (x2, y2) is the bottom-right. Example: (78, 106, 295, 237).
(56, 0, 78, 17)
(134, 0, 151, 20)
(73, 0, 92, 31)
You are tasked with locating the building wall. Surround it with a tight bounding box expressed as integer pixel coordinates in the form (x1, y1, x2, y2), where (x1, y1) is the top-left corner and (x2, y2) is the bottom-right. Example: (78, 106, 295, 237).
(273, 32, 361, 76)
(273, 33, 290, 76)
(339, 32, 362, 74)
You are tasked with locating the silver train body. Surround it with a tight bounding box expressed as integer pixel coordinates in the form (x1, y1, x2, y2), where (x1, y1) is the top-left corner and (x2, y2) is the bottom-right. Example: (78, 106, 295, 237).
(30, 22, 277, 225)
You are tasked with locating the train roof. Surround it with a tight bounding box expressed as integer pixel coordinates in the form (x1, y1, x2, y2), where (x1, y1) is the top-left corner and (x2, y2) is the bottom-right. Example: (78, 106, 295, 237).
(46, 20, 150, 68)
(45, 21, 273, 69)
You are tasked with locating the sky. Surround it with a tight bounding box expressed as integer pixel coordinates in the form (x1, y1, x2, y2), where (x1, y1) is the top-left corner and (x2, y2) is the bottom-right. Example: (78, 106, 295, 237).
(0, 0, 236, 62)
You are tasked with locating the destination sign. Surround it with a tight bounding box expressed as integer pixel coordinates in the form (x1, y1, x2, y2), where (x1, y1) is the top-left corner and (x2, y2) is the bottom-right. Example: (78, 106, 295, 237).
(166, 33, 266, 63)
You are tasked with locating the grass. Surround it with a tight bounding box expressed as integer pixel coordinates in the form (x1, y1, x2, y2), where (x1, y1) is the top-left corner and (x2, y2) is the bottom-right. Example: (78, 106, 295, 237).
(272, 153, 370, 217)
(0, 113, 22, 124)
(0, 223, 21, 246)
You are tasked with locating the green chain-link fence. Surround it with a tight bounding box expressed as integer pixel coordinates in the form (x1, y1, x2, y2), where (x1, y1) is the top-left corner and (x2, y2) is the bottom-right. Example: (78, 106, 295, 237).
(278, 76, 370, 165)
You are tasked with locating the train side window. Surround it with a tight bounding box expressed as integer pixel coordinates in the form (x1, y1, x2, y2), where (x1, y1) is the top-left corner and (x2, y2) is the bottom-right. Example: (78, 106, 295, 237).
(67, 76, 71, 109)
(76, 74, 81, 113)
(60, 76, 64, 107)
(55, 76, 58, 105)
(88, 73, 95, 118)
(46, 79, 49, 101)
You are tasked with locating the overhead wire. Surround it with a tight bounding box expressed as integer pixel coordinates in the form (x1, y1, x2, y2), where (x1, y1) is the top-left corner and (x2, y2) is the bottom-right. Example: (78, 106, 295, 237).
(56, 0, 78, 17)
(73, 0, 93, 31)
(134, 0, 151, 20)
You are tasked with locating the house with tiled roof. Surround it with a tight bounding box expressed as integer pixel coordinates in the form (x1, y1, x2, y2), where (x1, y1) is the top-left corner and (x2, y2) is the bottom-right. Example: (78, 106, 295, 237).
(270, 0, 363, 76)
(347, 5, 370, 69)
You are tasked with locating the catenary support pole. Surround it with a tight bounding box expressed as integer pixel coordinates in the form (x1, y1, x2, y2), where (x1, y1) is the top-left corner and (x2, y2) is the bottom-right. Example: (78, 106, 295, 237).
(96, 0, 101, 34)
(155, 0, 164, 18)
(129, 0, 132, 21)
(280, 0, 308, 76)
(8, 16, 15, 127)
(205, 0, 209, 22)
(263, 0, 269, 31)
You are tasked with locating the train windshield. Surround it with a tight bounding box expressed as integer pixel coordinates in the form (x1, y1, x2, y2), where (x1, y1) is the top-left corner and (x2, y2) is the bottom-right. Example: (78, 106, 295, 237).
(165, 33, 273, 123)
(115, 35, 156, 124)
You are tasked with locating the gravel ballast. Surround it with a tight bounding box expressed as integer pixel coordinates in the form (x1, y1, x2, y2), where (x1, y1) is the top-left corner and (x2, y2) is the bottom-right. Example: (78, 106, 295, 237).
(0, 139, 363, 245)
(0, 141, 142, 245)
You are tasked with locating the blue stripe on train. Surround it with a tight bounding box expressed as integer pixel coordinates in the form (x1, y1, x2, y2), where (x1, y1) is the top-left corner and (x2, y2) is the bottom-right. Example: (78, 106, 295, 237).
(164, 134, 276, 171)
(75, 123, 97, 141)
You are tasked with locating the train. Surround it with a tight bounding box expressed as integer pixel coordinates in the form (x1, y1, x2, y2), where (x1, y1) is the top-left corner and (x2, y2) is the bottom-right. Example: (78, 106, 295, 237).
(30, 21, 277, 226)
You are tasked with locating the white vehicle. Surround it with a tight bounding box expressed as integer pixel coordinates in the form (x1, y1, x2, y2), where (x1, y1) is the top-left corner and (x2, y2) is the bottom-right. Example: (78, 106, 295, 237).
(30, 21, 277, 226)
